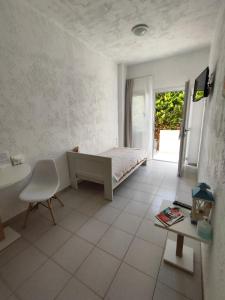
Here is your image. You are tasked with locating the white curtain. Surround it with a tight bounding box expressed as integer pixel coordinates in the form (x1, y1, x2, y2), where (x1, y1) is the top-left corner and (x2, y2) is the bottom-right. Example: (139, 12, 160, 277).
(132, 76, 154, 159)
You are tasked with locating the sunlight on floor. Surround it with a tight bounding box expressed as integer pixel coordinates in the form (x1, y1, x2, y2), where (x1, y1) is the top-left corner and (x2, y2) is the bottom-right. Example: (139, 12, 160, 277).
(153, 151, 179, 163)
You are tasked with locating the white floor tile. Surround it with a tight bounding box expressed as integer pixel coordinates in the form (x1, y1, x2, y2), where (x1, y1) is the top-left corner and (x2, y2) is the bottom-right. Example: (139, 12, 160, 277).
(144, 176, 164, 186)
(77, 218, 109, 244)
(0, 238, 30, 267)
(158, 261, 202, 300)
(57, 188, 88, 209)
(0, 246, 47, 291)
(114, 186, 134, 199)
(56, 277, 101, 300)
(153, 281, 190, 300)
(38, 204, 72, 223)
(34, 225, 71, 256)
(98, 227, 133, 259)
(11, 213, 52, 243)
(94, 206, 121, 225)
(113, 212, 142, 235)
(16, 260, 70, 300)
(0, 277, 12, 299)
(77, 198, 107, 217)
(124, 201, 149, 218)
(156, 188, 176, 201)
(131, 182, 158, 194)
(125, 237, 163, 278)
(136, 219, 167, 248)
(105, 263, 155, 300)
(76, 248, 120, 297)
(109, 196, 130, 210)
(131, 190, 155, 204)
(53, 235, 93, 273)
(59, 211, 89, 233)
(146, 197, 172, 221)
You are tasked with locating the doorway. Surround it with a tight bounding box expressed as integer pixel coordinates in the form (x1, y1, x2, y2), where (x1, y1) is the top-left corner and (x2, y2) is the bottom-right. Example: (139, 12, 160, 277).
(153, 90, 184, 163)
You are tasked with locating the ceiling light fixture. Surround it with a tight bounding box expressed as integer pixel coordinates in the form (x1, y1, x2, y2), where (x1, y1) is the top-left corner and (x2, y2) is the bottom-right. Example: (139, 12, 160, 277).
(131, 24, 149, 36)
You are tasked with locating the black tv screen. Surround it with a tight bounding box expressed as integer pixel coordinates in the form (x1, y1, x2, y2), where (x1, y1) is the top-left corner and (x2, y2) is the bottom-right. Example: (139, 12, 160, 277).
(193, 67, 209, 102)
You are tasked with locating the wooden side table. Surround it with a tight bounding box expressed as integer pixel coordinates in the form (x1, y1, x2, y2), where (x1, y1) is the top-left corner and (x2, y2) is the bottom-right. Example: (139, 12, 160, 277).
(0, 164, 31, 251)
(154, 201, 210, 274)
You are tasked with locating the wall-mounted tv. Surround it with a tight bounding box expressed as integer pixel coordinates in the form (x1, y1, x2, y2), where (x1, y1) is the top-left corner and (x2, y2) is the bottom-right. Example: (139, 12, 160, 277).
(193, 67, 209, 102)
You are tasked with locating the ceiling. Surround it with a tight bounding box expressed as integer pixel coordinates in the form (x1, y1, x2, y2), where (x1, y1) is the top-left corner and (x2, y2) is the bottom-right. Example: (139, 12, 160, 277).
(26, 0, 221, 64)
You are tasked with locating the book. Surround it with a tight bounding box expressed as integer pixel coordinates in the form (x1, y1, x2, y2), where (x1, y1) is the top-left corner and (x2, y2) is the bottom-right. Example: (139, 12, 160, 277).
(155, 207, 184, 226)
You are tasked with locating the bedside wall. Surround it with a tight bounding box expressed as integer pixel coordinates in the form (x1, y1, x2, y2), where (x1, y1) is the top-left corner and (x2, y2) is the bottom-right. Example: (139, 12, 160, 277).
(198, 4, 225, 300)
(0, 0, 118, 221)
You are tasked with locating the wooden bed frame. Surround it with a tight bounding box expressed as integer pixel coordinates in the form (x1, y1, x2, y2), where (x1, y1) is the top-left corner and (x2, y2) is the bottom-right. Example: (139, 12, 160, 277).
(67, 151, 147, 201)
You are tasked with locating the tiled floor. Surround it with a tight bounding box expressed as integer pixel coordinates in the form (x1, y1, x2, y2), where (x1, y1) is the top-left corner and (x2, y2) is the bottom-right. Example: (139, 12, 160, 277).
(153, 151, 179, 163)
(0, 160, 202, 300)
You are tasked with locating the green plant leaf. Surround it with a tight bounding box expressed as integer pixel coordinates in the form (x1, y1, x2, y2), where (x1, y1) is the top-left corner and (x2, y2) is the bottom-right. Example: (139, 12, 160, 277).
(155, 90, 184, 131)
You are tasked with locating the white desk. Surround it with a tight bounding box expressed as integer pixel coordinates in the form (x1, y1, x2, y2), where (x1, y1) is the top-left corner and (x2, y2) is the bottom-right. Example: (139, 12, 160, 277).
(0, 164, 31, 251)
(154, 201, 210, 274)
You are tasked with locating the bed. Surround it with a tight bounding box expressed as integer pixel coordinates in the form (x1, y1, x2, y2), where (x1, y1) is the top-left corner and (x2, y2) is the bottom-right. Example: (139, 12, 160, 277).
(67, 147, 147, 201)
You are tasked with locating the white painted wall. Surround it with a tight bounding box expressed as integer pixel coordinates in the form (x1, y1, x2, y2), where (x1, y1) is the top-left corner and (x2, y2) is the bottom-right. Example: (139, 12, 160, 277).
(0, 0, 118, 221)
(127, 48, 210, 89)
(126, 48, 210, 164)
(198, 5, 225, 299)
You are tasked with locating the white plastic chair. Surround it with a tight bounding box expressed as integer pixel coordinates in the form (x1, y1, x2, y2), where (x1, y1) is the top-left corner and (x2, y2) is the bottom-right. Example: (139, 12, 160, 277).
(19, 159, 63, 227)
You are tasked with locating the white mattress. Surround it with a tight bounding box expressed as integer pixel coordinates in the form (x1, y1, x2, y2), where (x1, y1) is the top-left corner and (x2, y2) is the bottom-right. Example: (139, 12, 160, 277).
(100, 147, 147, 182)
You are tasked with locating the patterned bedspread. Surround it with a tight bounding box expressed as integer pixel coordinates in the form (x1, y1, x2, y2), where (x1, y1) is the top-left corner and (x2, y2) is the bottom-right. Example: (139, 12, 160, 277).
(99, 147, 147, 182)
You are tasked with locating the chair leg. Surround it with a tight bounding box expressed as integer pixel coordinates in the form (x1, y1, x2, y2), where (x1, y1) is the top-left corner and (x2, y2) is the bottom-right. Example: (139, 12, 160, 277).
(47, 200, 56, 225)
(54, 195, 64, 207)
(23, 203, 32, 228)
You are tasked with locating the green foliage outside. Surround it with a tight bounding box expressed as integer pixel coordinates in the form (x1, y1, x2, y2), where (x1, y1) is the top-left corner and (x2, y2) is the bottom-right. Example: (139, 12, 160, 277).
(195, 90, 204, 101)
(155, 90, 184, 130)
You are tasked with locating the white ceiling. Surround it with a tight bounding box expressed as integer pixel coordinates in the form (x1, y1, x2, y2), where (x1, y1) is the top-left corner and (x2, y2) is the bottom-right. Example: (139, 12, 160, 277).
(26, 0, 221, 64)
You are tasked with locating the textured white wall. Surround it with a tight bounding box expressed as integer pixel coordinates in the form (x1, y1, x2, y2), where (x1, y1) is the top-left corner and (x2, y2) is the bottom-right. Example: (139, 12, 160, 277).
(25, 0, 220, 64)
(126, 49, 209, 164)
(0, 0, 118, 221)
(198, 5, 225, 300)
(127, 48, 210, 89)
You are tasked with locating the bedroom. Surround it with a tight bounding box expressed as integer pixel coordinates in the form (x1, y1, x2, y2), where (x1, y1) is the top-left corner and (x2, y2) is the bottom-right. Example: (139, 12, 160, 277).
(0, 0, 225, 299)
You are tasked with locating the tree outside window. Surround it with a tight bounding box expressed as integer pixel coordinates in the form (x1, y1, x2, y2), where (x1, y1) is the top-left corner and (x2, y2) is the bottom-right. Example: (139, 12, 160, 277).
(154, 90, 184, 150)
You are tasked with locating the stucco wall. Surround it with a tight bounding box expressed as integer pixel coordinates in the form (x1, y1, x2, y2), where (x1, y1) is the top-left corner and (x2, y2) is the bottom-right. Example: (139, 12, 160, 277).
(198, 5, 225, 300)
(127, 48, 210, 90)
(0, 0, 118, 221)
